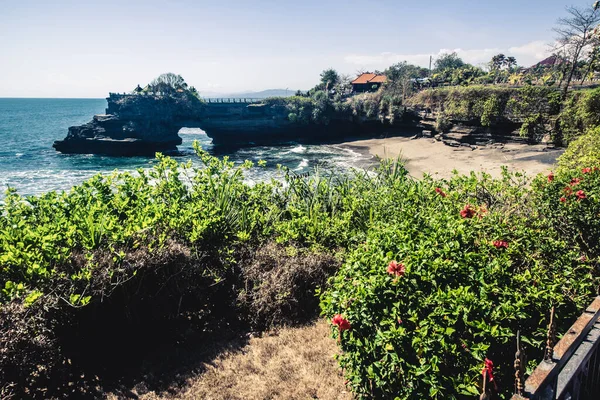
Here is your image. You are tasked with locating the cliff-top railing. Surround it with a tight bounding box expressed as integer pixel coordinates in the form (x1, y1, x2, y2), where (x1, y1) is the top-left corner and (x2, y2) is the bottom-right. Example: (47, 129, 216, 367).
(500, 297, 600, 400)
(202, 98, 262, 104)
(107, 93, 263, 104)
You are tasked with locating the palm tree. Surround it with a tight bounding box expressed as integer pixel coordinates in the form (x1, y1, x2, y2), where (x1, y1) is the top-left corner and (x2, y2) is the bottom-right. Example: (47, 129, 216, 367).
(505, 57, 517, 71)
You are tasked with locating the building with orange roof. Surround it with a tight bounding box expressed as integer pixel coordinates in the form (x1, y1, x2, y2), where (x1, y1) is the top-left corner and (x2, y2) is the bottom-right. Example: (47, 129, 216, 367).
(351, 73, 387, 93)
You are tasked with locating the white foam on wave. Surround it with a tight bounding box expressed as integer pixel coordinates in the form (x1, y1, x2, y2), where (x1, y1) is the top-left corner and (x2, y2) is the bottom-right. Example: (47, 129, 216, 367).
(294, 158, 309, 171)
(286, 145, 306, 154)
(15, 153, 24, 157)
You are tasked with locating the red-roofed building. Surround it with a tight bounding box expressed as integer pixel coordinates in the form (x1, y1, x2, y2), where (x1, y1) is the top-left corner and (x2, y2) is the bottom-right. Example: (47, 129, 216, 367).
(352, 73, 387, 92)
(529, 55, 569, 70)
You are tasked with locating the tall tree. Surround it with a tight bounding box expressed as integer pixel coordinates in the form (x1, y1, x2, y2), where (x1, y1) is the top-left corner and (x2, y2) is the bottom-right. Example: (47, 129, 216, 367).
(320, 69, 340, 92)
(505, 56, 518, 70)
(553, 4, 600, 97)
(384, 62, 429, 100)
(434, 52, 466, 71)
(149, 73, 188, 94)
(489, 54, 506, 71)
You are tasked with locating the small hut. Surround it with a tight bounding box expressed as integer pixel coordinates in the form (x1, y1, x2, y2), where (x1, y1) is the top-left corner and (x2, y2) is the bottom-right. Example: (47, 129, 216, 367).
(351, 73, 387, 93)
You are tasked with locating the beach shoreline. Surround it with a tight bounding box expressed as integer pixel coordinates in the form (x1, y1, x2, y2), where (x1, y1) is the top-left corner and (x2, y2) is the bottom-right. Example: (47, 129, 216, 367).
(341, 135, 564, 179)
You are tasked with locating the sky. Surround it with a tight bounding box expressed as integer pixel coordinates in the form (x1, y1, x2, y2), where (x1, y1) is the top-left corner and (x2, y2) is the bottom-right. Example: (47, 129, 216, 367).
(0, 0, 590, 97)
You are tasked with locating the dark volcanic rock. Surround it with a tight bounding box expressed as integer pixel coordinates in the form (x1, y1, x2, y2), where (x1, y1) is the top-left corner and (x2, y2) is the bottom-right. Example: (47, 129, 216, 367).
(55, 92, 421, 155)
(54, 93, 199, 156)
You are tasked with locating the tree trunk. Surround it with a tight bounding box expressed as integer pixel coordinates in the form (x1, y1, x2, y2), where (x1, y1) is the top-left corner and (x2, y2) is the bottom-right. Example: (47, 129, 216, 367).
(562, 49, 583, 99)
(580, 52, 597, 85)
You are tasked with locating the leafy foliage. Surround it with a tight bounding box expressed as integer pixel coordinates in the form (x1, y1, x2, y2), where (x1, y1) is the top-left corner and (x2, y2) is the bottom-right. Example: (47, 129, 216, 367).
(1, 143, 599, 398)
(321, 169, 600, 399)
(558, 126, 600, 174)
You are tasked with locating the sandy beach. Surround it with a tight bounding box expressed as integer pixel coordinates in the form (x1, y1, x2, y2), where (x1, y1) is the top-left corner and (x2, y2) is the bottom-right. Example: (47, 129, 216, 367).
(343, 135, 564, 179)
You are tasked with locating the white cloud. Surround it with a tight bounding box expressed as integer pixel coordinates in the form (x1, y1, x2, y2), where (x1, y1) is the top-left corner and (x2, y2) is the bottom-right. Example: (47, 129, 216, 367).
(343, 41, 552, 70)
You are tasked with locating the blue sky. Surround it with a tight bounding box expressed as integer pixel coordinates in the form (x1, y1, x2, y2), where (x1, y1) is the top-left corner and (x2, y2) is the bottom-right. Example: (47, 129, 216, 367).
(0, 0, 589, 97)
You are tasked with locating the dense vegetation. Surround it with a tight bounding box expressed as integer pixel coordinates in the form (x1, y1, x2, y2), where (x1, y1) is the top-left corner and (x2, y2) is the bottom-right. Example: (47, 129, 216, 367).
(1, 135, 599, 398)
(322, 167, 600, 399)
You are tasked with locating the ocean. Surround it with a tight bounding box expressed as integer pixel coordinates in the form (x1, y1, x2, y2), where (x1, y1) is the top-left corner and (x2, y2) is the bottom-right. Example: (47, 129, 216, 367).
(0, 98, 373, 198)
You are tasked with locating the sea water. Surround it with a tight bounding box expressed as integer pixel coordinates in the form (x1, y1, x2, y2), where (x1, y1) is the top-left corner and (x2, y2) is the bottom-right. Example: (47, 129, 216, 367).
(0, 98, 372, 198)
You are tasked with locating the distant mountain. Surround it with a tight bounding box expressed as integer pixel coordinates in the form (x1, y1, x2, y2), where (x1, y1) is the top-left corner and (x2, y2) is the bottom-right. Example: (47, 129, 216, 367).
(200, 89, 298, 99)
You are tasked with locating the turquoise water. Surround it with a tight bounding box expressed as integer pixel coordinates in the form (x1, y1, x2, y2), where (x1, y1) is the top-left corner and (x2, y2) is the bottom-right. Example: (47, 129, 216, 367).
(0, 98, 370, 198)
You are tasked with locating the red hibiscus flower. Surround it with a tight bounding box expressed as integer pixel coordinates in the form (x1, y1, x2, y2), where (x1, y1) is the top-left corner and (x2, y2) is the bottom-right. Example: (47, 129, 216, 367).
(564, 186, 573, 196)
(576, 190, 587, 200)
(460, 204, 476, 218)
(560, 197, 567, 203)
(332, 314, 351, 331)
(570, 177, 581, 185)
(583, 167, 592, 174)
(482, 358, 498, 390)
(387, 261, 406, 277)
(435, 187, 447, 197)
(493, 240, 509, 249)
(547, 172, 554, 182)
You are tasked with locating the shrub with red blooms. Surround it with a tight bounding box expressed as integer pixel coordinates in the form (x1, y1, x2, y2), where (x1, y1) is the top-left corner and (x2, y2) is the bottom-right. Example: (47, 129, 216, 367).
(492, 240, 508, 249)
(332, 314, 351, 331)
(323, 169, 599, 399)
(435, 187, 447, 197)
(460, 204, 477, 218)
(387, 260, 406, 277)
(536, 165, 600, 259)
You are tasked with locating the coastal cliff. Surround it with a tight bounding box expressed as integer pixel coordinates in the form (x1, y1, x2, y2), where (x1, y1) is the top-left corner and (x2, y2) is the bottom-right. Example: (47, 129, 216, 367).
(53, 91, 417, 156)
(53, 93, 203, 156)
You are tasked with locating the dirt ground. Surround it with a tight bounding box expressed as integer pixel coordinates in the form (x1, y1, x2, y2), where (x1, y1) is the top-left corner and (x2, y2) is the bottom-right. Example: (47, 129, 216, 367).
(116, 320, 351, 400)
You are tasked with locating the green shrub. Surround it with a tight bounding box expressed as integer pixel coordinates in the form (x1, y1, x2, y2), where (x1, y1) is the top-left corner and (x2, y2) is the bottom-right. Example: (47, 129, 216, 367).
(434, 114, 452, 133)
(559, 88, 600, 144)
(321, 171, 599, 399)
(557, 126, 600, 174)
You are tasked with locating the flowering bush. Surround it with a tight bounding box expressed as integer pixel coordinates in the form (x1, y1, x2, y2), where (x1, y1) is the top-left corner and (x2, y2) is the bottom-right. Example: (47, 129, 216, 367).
(321, 171, 598, 399)
(534, 164, 600, 259)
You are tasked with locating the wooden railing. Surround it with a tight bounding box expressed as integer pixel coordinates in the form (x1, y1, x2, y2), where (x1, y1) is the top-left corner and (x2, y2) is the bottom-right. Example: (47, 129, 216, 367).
(499, 297, 600, 400)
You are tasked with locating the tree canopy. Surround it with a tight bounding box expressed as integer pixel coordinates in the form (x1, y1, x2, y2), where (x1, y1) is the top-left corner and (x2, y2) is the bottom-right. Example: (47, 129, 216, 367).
(320, 69, 341, 91)
(149, 73, 189, 94)
(434, 52, 466, 71)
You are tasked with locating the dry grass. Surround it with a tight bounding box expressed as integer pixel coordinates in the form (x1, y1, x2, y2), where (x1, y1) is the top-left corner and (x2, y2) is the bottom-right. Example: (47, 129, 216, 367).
(137, 320, 351, 400)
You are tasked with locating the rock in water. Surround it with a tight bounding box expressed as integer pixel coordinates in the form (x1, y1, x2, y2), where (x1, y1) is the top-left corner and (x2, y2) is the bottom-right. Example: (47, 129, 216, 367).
(53, 93, 198, 156)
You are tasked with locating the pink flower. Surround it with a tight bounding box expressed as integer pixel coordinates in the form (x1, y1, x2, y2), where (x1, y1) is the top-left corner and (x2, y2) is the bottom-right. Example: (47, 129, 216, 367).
(571, 177, 581, 186)
(560, 197, 567, 203)
(493, 240, 509, 249)
(580, 255, 588, 262)
(387, 261, 406, 277)
(460, 204, 476, 219)
(397, 318, 403, 325)
(547, 172, 554, 182)
(332, 314, 351, 331)
(564, 186, 573, 196)
(583, 167, 592, 174)
(435, 187, 447, 197)
(576, 190, 587, 200)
